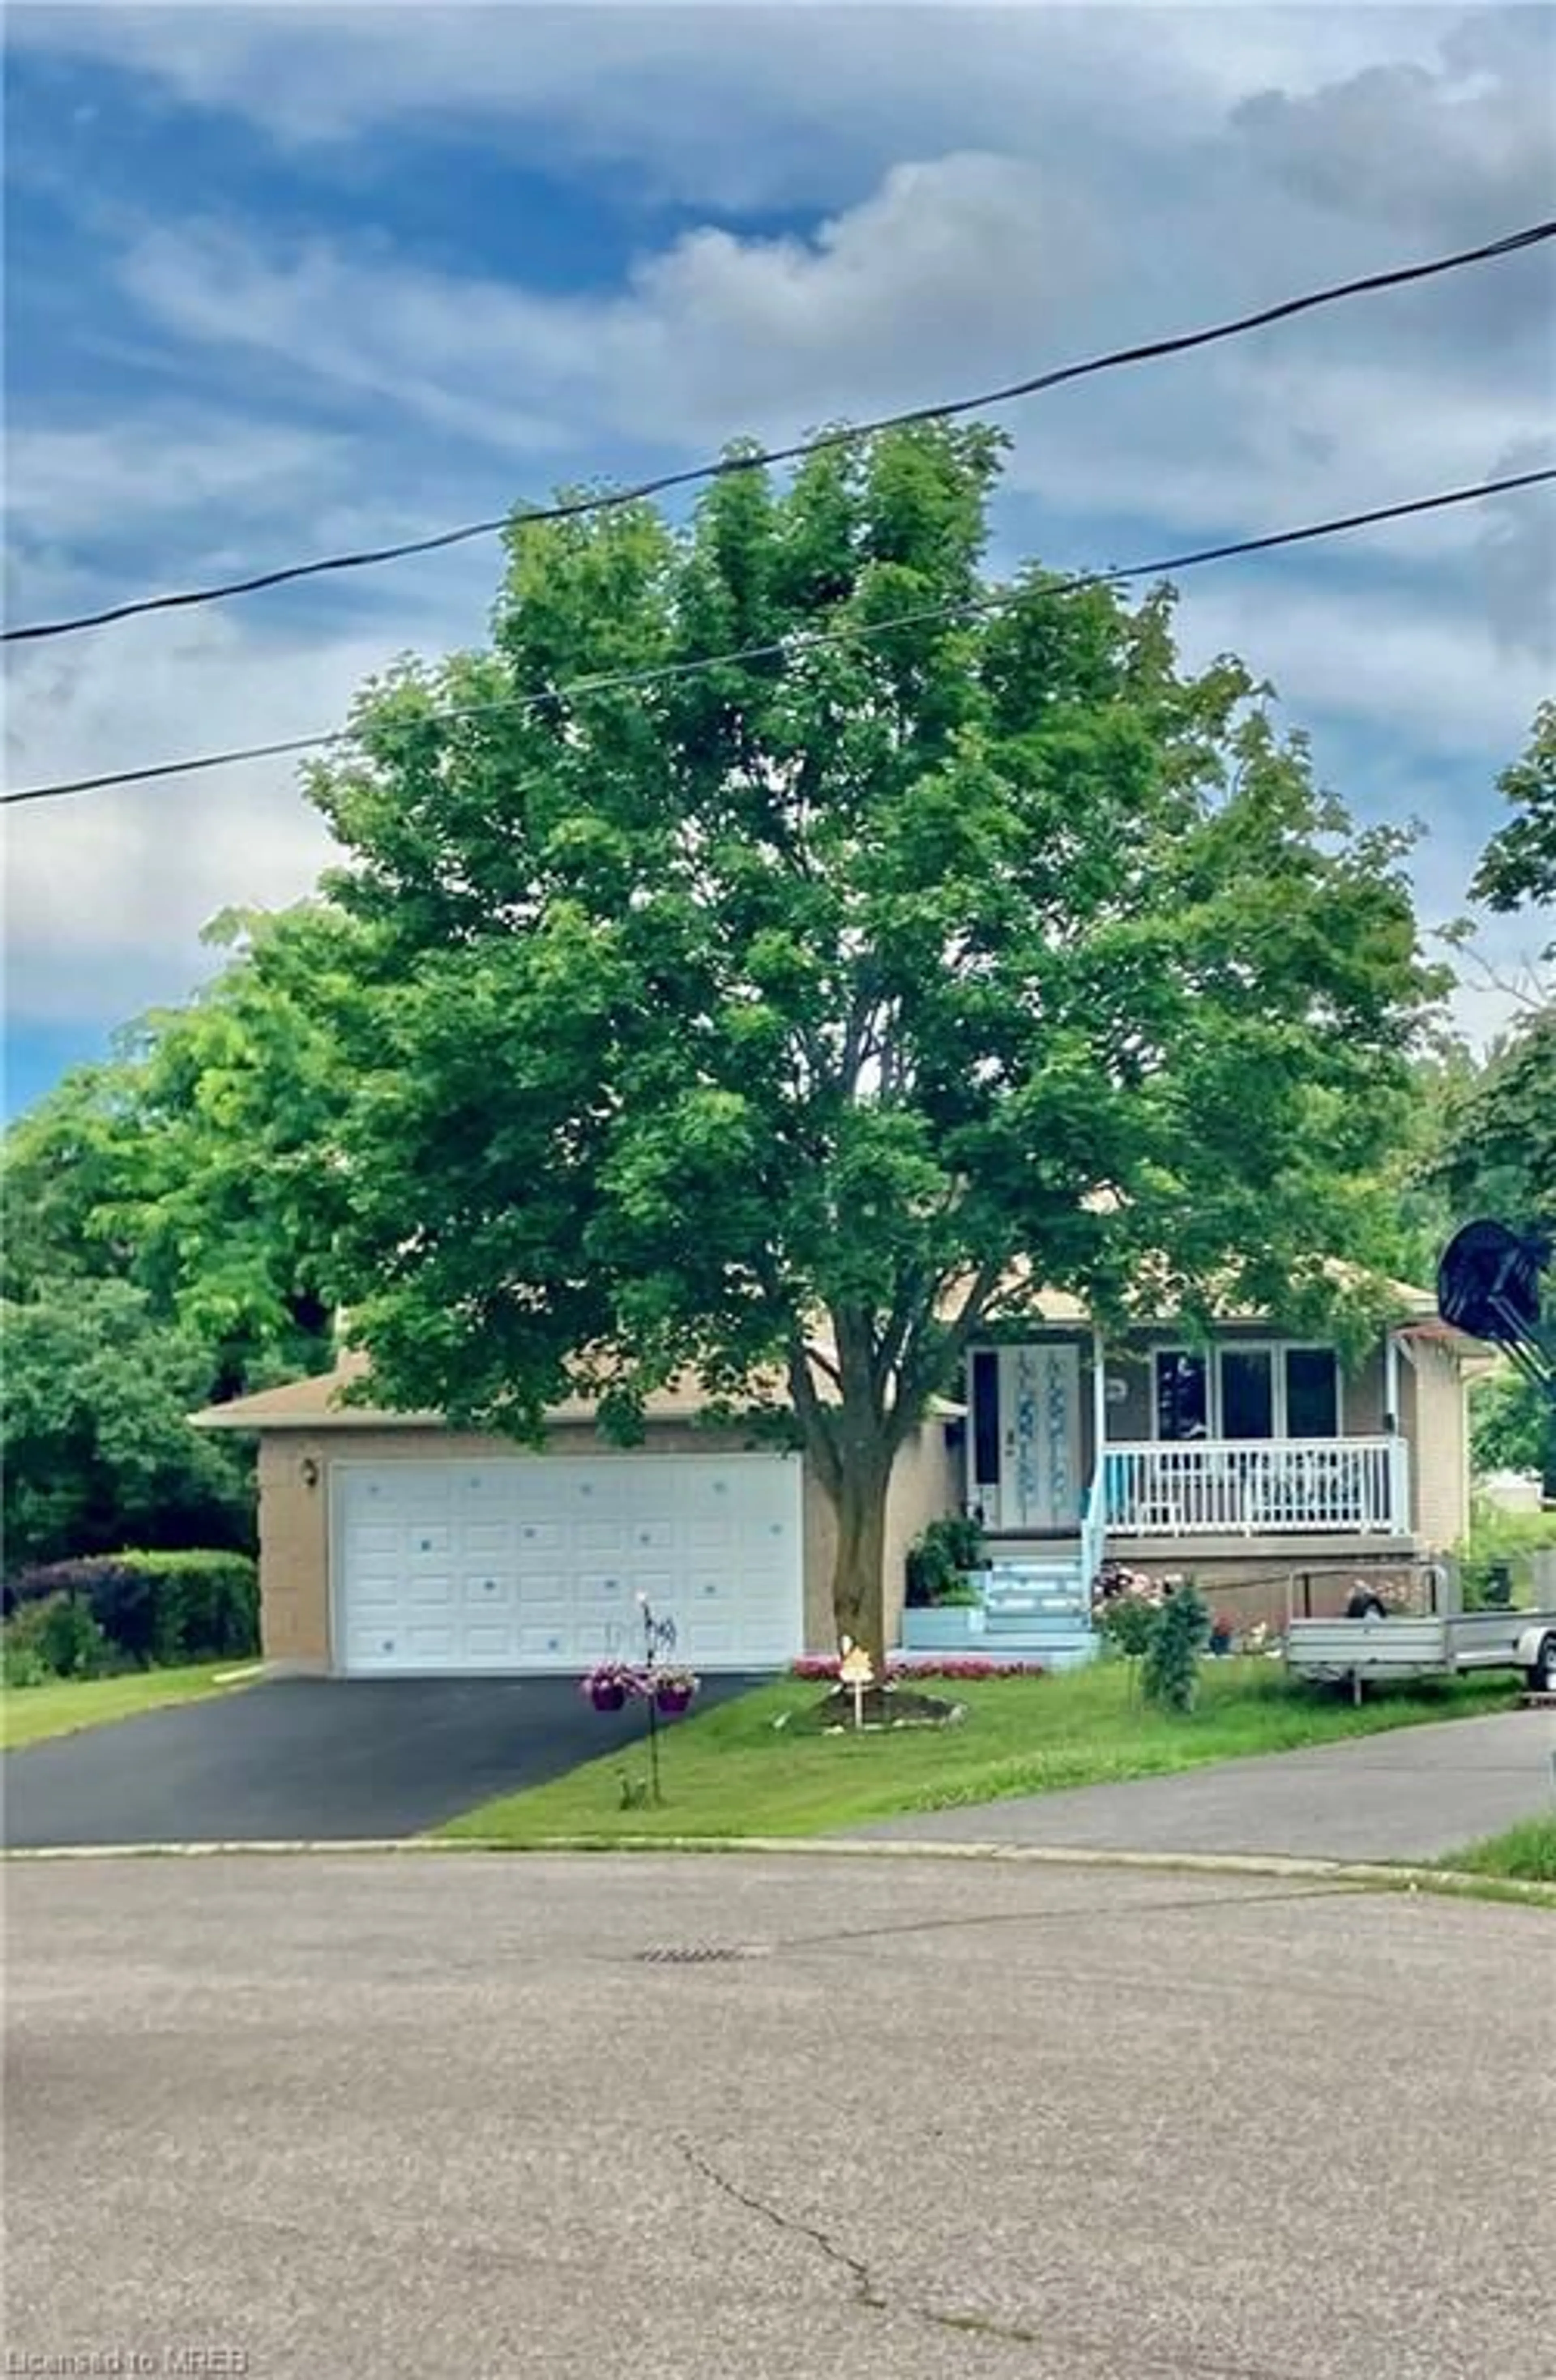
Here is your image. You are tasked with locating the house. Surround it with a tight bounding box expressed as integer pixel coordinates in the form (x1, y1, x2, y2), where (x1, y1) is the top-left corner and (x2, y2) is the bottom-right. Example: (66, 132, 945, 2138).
(193, 1279, 1485, 1678)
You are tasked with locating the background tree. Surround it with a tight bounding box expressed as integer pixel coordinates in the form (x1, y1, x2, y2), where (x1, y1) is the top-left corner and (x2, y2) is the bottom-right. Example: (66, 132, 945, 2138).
(1, 906, 352, 1565)
(1472, 699, 1556, 925)
(2, 1280, 253, 1565)
(304, 423, 1443, 1652)
(3, 904, 350, 1390)
(1429, 702, 1556, 1492)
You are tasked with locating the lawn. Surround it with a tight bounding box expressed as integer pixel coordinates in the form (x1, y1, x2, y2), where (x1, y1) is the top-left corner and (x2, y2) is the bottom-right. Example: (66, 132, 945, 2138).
(441, 1658, 1517, 1845)
(1441, 1813, 1556, 1884)
(0, 1663, 258, 1752)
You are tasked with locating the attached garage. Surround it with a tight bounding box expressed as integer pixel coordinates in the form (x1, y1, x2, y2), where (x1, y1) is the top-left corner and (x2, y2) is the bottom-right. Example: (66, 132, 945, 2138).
(192, 1353, 961, 1677)
(333, 1452, 802, 1674)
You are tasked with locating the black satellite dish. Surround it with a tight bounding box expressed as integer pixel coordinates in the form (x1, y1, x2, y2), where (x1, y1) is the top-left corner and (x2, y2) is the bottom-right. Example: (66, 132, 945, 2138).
(1437, 1219, 1554, 1401)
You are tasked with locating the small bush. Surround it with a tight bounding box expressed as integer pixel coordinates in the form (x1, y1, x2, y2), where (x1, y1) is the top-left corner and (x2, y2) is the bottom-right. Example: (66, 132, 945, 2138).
(2, 1591, 113, 1682)
(905, 1514, 986, 1607)
(1142, 1582, 1210, 1714)
(1098, 1592, 1161, 1662)
(1, 1550, 258, 1666)
(1458, 1505, 1556, 1610)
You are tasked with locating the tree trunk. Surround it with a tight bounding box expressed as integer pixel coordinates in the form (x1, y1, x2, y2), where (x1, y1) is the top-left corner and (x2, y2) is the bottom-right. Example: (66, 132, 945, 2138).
(825, 1450, 892, 1663)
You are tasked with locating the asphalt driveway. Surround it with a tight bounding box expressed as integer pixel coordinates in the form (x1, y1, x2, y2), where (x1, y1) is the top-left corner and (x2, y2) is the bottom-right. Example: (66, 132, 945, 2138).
(855, 1708, 1556, 1863)
(6, 1851, 1551, 2380)
(1, 1673, 757, 1849)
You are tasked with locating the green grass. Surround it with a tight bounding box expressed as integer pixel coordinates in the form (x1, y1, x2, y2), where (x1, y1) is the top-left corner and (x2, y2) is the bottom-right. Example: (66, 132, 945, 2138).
(1441, 1813, 1556, 1884)
(1, 1663, 259, 1752)
(441, 1659, 1516, 1845)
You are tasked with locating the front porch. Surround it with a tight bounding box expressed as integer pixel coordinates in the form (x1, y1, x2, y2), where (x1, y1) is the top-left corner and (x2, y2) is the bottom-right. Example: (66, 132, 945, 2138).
(900, 1325, 1421, 1663)
(1100, 1436, 1409, 1539)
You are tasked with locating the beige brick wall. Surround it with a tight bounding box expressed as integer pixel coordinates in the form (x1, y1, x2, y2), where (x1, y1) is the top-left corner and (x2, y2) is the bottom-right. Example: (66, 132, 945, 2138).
(882, 1422, 964, 1650)
(1405, 1343, 1470, 1552)
(256, 1419, 958, 1671)
(1114, 1550, 1430, 1633)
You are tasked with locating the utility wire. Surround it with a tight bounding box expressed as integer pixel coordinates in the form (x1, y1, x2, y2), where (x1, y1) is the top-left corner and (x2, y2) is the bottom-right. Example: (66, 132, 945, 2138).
(6, 467, 1551, 811)
(5, 216, 1553, 648)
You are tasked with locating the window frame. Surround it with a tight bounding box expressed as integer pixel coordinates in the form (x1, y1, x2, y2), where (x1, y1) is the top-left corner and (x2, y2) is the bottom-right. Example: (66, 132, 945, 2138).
(1148, 1340, 1345, 1441)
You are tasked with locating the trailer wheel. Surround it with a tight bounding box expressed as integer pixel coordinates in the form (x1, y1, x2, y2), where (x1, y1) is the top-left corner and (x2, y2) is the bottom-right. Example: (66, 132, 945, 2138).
(1526, 1632, 1556, 1694)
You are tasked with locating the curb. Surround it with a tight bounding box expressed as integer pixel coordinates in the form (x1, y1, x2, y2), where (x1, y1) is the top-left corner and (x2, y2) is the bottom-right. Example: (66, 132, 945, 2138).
(4, 1832, 1553, 1903)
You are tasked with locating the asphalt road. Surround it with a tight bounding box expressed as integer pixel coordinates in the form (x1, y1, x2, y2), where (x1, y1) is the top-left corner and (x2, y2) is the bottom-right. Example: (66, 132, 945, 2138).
(2, 1675, 757, 1848)
(857, 1709, 1556, 1862)
(5, 1851, 1552, 2380)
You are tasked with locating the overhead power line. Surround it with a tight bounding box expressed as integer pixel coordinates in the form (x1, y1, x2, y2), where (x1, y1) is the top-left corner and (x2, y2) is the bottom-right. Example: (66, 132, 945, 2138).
(5, 465, 1551, 811)
(5, 216, 1553, 649)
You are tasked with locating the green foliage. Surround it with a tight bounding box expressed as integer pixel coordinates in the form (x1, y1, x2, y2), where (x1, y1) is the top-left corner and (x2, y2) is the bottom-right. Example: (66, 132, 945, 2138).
(1098, 1592, 1161, 1661)
(1141, 1584, 1211, 1713)
(272, 424, 1435, 1643)
(1443, 1814, 1556, 1884)
(2, 1550, 259, 1666)
(1428, 1006, 1556, 1240)
(1, 1281, 255, 1567)
(905, 1513, 986, 1606)
(1471, 1367, 1555, 1494)
(1457, 1503, 1556, 1609)
(1, 905, 350, 1390)
(1472, 701, 1556, 935)
(2, 1592, 114, 1684)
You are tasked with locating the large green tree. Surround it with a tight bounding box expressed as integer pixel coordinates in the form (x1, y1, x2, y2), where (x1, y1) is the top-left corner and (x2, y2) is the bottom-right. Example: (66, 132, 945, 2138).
(307, 425, 1443, 1649)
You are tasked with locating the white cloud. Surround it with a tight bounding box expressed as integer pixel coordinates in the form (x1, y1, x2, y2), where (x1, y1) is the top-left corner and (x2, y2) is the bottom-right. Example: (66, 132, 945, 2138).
(1172, 563, 1554, 755)
(2, 603, 436, 1023)
(4, 414, 353, 545)
(6, 2, 1551, 1063)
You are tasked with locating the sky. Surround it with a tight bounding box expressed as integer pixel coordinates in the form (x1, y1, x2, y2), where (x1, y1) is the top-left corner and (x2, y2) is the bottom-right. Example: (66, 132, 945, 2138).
(4, 1, 1554, 1117)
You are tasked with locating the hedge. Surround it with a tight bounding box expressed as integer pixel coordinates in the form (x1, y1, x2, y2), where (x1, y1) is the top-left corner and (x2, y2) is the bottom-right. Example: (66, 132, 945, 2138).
(2, 1550, 259, 1667)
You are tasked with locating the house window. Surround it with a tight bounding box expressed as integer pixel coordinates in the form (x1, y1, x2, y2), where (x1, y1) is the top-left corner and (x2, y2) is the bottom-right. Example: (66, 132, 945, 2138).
(1220, 1347, 1275, 1440)
(1284, 1347, 1339, 1438)
(971, 1350, 1000, 1488)
(1154, 1350, 1208, 1441)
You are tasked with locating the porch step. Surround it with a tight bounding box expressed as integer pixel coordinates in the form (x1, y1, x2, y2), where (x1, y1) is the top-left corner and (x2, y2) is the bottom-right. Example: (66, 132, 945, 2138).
(983, 1558, 1089, 1626)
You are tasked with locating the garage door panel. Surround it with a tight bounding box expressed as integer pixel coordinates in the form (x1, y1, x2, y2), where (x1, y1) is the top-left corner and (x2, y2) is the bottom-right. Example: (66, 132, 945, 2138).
(461, 1522, 513, 1558)
(576, 1524, 627, 1555)
(517, 1521, 565, 1551)
(461, 1574, 513, 1608)
(518, 1622, 574, 1659)
(461, 1623, 517, 1659)
(406, 1575, 455, 1607)
(336, 1455, 801, 1674)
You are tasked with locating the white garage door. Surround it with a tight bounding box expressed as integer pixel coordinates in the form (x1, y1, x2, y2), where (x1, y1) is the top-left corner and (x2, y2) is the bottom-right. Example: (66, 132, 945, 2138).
(333, 1453, 804, 1675)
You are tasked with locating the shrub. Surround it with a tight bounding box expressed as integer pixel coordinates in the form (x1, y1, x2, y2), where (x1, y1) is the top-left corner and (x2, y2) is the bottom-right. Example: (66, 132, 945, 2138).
(1097, 1592, 1161, 1662)
(2, 1591, 113, 1682)
(1142, 1582, 1210, 1714)
(1, 1550, 259, 1666)
(1458, 1505, 1556, 1610)
(905, 1513, 986, 1607)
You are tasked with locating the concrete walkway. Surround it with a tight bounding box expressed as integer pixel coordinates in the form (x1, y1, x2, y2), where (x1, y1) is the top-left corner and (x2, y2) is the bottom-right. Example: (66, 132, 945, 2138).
(854, 1709, 1556, 1862)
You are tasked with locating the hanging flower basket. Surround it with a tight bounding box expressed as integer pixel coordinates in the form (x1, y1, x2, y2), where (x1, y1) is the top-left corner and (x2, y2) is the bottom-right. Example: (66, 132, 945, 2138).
(580, 1661, 641, 1713)
(650, 1665, 700, 1717)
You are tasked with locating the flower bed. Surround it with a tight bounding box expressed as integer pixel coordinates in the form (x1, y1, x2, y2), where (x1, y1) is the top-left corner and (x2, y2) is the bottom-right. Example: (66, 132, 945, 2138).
(791, 1654, 1046, 1682)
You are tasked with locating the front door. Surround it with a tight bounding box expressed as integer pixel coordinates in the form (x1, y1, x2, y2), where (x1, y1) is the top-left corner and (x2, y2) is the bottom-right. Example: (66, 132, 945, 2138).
(994, 1343, 1083, 1531)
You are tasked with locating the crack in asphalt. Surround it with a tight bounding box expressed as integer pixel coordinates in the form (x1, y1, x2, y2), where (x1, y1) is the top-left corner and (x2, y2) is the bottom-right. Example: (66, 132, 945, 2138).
(676, 2137, 1299, 2378)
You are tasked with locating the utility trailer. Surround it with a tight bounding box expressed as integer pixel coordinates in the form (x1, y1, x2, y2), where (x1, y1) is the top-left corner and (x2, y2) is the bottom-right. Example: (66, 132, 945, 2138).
(1285, 1569, 1556, 1697)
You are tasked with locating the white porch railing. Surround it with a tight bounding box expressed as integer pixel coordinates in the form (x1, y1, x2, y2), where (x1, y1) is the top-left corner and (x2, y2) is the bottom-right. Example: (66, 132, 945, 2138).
(1103, 1437, 1407, 1537)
